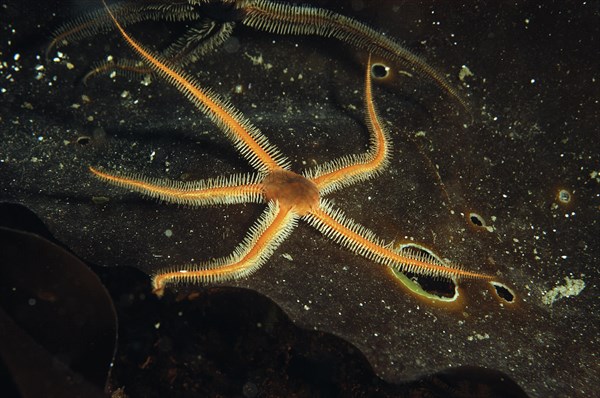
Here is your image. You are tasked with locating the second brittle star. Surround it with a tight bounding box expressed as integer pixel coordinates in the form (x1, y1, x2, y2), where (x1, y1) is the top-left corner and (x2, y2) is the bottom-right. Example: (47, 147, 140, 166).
(90, 1, 493, 298)
(48, 0, 469, 114)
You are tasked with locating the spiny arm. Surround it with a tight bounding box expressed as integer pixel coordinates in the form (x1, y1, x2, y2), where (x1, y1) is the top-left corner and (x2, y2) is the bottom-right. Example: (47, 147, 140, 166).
(305, 199, 493, 281)
(89, 166, 264, 207)
(306, 54, 391, 195)
(240, 0, 469, 112)
(101, 0, 288, 173)
(152, 201, 298, 296)
(82, 19, 235, 83)
(46, 2, 200, 61)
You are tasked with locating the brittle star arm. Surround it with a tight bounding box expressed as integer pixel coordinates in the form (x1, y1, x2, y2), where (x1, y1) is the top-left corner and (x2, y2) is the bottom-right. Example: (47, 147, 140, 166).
(82, 19, 235, 83)
(89, 167, 265, 206)
(239, 0, 468, 111)
(46, 1, 201, 60)
(305, 54, 391, 195)
(152, 201, 299, 297)
(50, 1, 467, 111)
(161, 19, 235, 66)
(101, 0, 289, 173)
(305, 199, 493, 281)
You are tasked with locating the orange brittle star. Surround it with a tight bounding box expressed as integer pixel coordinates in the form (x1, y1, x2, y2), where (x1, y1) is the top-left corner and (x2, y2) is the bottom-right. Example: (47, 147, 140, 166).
(90, 2, 492, 298)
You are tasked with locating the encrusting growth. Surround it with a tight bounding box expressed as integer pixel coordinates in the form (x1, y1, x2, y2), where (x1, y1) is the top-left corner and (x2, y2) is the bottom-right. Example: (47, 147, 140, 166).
(88, 0, 492, 298)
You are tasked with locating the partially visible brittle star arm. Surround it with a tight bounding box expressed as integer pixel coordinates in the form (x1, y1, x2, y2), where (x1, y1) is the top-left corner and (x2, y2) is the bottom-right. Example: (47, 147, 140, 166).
(82, 20, 236, 83)
(46, 2, 201, 61)
(240, 0, 468, 112)
(152, 200, 298, 296)
(89, 166, 265, 206)
(305, 199, 493, 281)
(306, 54, 391, 195)
(101, 0, 288, 173)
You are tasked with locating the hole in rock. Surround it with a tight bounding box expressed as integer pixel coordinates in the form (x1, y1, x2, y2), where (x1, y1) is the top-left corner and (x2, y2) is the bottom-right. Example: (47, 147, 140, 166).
(407, 273, 456, 299)
(469, 212, 485, 227)
(490, 282, 515, 303)
(557, 188, 572, 204)
(77, 135, 91, 145)
(371, 63, 390, 79)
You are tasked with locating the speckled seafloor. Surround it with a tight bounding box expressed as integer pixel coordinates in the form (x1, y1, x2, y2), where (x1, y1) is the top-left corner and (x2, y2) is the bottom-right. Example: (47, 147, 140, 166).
(1, 1, 598, 396)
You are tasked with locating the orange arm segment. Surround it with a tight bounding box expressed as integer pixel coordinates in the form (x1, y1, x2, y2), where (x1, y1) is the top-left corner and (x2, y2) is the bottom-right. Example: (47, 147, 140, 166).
(305, 199, 493, 281)
(307, 54, 391, 194)
(89, 166, 264, 206)
(152, 201, 298, 296)
(100, 0, 288, 173)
